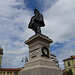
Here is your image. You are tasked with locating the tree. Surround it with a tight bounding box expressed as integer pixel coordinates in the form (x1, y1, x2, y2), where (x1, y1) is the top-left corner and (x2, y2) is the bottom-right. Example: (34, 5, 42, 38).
(63, 70, 73, 75)
(66, 70, 73, 75)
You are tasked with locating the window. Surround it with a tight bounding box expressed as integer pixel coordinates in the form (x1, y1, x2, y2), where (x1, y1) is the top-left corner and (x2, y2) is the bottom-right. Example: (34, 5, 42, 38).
(10, 72, 12, 74)
(0, 72, 2, 74)
(7, 72, 9, 74)
(16, 71, 18, 74)
(67, 62, 70, 66)
(14, 72, 16, 74)
(69, 69, 72, 72)
(14, 71, 18, 74)
(3, 72, 5, 74)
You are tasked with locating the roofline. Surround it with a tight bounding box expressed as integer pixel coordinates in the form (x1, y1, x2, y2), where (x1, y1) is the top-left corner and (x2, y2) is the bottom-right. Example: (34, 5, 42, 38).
(0, 68, 21, 71)
(63, 57, 75, 61)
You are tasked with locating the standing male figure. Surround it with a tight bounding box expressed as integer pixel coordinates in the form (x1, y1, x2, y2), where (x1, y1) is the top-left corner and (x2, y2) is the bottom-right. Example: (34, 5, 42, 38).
(28, 8, 45, 34)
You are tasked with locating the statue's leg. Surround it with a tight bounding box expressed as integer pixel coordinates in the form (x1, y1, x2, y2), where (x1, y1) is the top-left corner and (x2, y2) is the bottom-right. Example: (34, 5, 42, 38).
(33, 27, 37, 34)
(32, 25, 37, 34)
(35, 30, 37, 34)
(37, 26, 41, 34)
(33, 24, 41, 34)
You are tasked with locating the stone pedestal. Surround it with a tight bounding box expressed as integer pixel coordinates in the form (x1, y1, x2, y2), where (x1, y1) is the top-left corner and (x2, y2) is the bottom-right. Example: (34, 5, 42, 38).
(18, 34, 62, 75)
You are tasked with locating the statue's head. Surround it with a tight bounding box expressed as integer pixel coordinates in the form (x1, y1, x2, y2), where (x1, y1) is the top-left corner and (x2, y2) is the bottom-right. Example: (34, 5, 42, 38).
(34, 8, 39, 15)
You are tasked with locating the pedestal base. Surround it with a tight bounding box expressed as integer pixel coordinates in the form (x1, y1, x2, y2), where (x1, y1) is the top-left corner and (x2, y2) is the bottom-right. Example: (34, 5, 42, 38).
(18, 58, 62, 75)
(18, 66, 62, 75)
(18, 34, 62, 75)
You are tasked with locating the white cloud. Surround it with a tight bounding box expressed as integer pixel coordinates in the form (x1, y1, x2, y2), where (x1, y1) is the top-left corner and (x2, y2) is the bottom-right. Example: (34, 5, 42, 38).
(43, 0, 75, 43)
(0, 0, 32, 68)
(42, 0, 75, 69)
(51, 39, 75, 69)
(0, 0, 75, 69)
(2, 54, 26, 68)
(36, 0, 58, 10)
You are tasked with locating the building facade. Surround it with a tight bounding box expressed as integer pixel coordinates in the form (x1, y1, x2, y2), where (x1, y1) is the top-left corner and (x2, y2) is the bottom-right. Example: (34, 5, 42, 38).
(63, 55, 75, 75)
(0, 47, 3, 68)
(0, 68, 21, 75)
(50, 54, 59, 68)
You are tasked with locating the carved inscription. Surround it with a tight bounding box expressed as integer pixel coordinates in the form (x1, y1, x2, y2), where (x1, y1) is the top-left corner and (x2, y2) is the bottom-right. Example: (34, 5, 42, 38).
(29, 48, 39, 53)
(30, 48, 39, 58)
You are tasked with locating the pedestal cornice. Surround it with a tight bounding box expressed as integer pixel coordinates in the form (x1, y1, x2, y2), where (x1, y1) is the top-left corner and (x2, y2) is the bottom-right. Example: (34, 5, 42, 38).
(25, 34, 53, 45)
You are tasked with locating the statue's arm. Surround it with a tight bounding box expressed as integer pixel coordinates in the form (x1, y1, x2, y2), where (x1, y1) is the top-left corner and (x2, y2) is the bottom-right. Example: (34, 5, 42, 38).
(35, 14, 43, 22)
(28, 16, 35, 28)
(39, 14, 43, 21)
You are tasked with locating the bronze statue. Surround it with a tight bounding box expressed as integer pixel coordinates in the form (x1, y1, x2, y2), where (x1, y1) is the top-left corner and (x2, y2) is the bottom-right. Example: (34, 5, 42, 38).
(28, 8, 45, 34)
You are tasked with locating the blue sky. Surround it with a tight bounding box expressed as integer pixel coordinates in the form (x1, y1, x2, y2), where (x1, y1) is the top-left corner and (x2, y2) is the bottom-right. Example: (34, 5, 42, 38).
(0, 0, 75, 69)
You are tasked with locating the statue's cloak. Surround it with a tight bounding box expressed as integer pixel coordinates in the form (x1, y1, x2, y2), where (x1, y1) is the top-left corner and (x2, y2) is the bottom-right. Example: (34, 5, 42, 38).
(28, 13, 45, 29)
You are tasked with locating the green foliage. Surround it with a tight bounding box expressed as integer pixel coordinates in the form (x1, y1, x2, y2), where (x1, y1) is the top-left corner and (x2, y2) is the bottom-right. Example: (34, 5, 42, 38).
(66, 70, 73, 75)
(63, 70, 73, 75)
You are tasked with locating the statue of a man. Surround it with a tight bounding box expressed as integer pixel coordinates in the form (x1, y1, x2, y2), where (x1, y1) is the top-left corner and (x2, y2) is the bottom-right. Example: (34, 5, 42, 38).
(28, 8, 45, 34)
